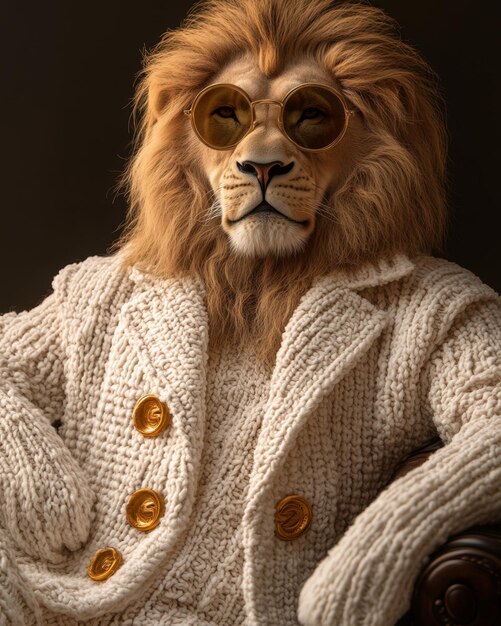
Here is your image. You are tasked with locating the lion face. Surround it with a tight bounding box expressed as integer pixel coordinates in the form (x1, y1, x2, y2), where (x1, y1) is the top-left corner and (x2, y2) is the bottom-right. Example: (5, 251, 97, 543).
(189, 51, 361, 258)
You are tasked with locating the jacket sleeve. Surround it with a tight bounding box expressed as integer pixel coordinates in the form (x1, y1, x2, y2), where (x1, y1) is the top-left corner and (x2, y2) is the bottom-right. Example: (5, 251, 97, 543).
(297, 292, 501, 626)
(0, 264, 96, 570)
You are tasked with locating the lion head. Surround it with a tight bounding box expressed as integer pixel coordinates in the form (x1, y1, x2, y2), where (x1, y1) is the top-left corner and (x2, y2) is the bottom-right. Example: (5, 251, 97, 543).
(111, 0, 449, 367)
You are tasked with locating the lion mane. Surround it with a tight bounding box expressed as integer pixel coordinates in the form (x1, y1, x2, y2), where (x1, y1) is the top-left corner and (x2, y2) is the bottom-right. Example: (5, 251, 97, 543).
(111, 0, 449, 367)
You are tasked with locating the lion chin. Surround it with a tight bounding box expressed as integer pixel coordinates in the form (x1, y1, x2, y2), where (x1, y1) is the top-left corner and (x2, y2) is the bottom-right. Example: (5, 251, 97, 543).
(112, 0, 448, 367)
(224, 200, 312, 258)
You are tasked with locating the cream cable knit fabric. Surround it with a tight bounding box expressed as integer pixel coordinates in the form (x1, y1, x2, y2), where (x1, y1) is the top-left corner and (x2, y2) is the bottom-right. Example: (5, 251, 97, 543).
(0, 250, 500, 626)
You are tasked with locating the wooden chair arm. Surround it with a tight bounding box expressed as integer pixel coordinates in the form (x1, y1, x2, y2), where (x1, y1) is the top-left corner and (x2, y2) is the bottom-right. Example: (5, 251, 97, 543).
(389, 436, 501, 626)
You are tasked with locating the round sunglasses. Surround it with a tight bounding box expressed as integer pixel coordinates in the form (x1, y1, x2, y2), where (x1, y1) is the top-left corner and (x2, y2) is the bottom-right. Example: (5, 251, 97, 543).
(183, 82, 356, 152)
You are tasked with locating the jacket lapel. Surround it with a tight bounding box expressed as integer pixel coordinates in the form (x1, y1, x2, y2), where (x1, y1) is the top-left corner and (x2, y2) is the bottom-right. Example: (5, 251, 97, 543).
(247, 284, 390, 499)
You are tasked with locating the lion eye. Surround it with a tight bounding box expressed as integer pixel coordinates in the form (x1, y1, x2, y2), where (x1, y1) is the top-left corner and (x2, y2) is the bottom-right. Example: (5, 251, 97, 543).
(214, 106, 237, 119)
(301, 107, 323, 120)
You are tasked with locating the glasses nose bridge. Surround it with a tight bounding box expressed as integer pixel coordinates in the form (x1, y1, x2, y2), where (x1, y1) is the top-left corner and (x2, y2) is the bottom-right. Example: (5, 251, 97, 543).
(249, 98, 283, 127)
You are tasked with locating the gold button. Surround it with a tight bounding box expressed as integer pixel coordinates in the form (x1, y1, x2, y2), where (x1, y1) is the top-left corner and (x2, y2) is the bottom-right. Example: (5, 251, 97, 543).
(126, 488, 165, 531)
(274, 494, 312, 541)
(132, 394, 171, 437)
(87, 547, 123, 581)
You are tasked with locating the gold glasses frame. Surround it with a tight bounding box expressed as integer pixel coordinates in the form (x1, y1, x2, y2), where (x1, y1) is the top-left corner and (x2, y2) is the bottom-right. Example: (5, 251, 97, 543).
(183, 82, 357, 152)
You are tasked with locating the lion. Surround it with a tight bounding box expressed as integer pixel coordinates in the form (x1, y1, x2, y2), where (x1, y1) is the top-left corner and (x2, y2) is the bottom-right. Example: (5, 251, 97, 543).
(111, 0, 448, 369)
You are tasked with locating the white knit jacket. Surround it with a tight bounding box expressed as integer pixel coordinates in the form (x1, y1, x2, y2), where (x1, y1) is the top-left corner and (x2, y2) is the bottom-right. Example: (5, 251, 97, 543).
(0, 250, 500, 626)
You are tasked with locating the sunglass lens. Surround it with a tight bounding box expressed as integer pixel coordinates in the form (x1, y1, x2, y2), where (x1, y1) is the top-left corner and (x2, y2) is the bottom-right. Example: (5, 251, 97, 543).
(192, 85, 251, 149)
(283, 85, 347, 149)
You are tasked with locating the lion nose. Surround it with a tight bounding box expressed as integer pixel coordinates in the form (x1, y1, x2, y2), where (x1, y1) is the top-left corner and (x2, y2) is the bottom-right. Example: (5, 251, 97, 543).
(237, 160, 294, 194)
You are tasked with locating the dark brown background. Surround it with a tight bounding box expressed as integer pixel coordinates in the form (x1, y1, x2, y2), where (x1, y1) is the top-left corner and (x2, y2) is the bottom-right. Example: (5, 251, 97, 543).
(1, 0, 499, 312)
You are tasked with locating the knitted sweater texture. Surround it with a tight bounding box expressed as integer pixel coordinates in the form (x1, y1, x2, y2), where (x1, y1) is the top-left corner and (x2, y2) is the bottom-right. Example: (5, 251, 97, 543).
(0, 251, 500, 626)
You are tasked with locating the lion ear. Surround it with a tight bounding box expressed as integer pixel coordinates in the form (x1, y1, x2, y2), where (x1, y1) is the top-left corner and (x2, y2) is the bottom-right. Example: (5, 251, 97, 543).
(138, 72, 172, 130)
(149, 82, 171, 122)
